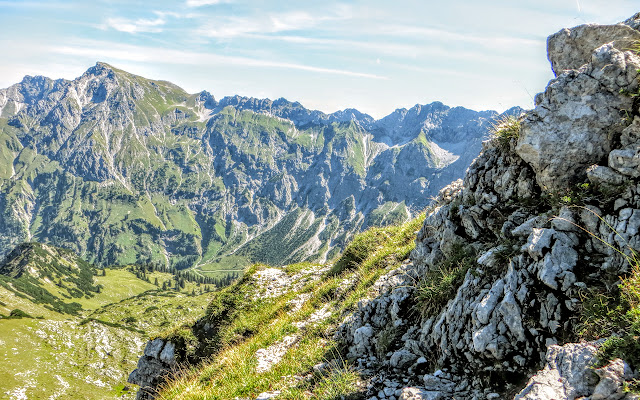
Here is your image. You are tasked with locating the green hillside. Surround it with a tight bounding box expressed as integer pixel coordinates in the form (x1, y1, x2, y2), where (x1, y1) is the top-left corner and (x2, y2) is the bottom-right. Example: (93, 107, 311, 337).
(149, 214, 425, 399)
(0, 63, 494, 275)
(0, 243, 216, 399)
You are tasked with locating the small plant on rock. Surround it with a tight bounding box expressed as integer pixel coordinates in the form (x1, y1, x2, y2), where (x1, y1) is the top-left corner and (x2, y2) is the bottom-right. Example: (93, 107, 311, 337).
(565, 207, 640, 371)
(489, 115, 522, 149)
(414, 243, 478, 317)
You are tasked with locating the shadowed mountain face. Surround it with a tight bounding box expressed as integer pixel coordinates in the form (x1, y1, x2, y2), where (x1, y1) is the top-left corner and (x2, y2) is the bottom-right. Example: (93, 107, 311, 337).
(0, 62, 517, 274)
(0, 242, 98, 314)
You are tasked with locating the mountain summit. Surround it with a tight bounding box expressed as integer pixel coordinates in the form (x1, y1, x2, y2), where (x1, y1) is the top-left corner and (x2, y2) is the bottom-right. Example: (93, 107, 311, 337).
(0, 63, 512, 274)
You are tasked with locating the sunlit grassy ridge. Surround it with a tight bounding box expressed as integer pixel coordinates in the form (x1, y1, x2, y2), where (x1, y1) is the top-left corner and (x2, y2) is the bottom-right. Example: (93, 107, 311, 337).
(156, 213, 425, 400)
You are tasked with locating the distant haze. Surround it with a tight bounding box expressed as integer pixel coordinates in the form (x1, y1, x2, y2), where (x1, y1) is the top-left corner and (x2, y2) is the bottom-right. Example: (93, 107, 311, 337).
(0, 0, 638, 117)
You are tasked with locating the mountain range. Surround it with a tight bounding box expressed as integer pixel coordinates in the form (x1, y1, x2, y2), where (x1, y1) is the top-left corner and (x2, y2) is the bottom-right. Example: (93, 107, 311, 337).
(0, 62, 519, 276)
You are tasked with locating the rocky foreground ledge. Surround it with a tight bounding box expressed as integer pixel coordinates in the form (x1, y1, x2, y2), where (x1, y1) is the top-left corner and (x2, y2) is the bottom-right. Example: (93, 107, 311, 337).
(335, 11, 640, 400)
(129, 12, 640, 400)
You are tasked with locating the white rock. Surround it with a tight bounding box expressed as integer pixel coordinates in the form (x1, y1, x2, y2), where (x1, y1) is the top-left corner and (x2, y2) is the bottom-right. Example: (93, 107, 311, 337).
(474, 279, 504, 325)
(516, 43, 640, 191)
(515, 342, 600, 400)
(399, 387, 443, 400)
(522, 228, 554, 260)
(609, 148, 640, 178)
(255, 391, 281, 400)
(547, 23, 640, 75)
(592, 358, 635, 400)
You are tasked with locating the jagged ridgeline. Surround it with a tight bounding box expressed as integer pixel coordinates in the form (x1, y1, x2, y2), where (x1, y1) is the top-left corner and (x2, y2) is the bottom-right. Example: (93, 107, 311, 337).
(131, 12, 640, 400)
(0, 63, 518, 274)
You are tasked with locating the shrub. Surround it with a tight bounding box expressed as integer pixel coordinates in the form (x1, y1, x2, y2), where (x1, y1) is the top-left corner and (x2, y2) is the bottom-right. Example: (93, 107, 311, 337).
(9, 309, 34, 319)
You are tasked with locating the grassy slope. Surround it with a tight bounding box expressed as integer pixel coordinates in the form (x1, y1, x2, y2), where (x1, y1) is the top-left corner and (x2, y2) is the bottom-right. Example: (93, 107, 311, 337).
(157, 214, 424, 400)
(0, 265, 214, 400)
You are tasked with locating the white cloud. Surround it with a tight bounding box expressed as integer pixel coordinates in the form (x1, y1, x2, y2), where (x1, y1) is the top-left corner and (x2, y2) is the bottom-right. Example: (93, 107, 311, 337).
(382, 25, 544, 50)
(104, 16, 166, 34)
(186, 0, 231, 7)
(102, 10, 198, 34)
(196, 9, 351, 38)
(50, 40, 387, 80)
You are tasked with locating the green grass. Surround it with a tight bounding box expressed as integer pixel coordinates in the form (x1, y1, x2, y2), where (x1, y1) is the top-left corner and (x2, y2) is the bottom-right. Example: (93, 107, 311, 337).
(578, 255, 640, 370)
(76, 268, 159, 310)
(489, 115, 521, 149)
(365, 201, 410, 229)
(0, 316, 142, 400)
(156, 214, 425, 400)
(572, 206, 640, 371)
(0, 262, 214, 399)
(413, 243, 478, 317)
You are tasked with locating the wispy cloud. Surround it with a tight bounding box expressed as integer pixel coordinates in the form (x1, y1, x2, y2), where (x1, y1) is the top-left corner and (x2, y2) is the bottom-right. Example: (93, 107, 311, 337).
(245, 34, 422, 58)
(103, 10, 197, 34)
(196, 9, 351, 38)
(186, 0, 231, 7)
(50, 40, 387, 80)
(381, 25, 543, 49)
(105, 16, 165, 34)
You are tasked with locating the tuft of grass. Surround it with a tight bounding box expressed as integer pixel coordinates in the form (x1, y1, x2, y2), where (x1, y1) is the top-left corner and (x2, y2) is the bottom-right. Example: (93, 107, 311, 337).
(568, 206, 640, 370)
(414, 243, 478, 317)
(307, 365, 363, 400)
(328, 227, 390, 276)
(594, 257, 640, 369)
(489, 115, 521, 150)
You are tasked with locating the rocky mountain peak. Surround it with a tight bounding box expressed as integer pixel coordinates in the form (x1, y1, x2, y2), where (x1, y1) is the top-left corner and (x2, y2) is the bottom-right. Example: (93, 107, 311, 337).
(0, 60, 505, 274)
(372, 101, 498, 146)
(196, 90, 217, 109)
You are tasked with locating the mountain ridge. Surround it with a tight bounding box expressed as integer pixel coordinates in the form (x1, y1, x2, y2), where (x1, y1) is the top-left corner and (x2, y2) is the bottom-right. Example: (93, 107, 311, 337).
(127, 12, 640, 400)
(0, 62, 517, 276)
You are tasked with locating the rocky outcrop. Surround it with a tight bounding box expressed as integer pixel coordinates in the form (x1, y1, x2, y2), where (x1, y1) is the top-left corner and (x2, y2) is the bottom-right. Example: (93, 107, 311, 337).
(547, 23, 640, 76)
(517, 38, 640, 191)
(128, 338, 180, 400)
(335, 15, 640, 399)
(516, 342, 638, 400)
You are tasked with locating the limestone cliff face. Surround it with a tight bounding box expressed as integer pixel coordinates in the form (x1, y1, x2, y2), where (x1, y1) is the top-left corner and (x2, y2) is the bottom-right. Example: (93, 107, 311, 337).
(335, 12, 640, 400)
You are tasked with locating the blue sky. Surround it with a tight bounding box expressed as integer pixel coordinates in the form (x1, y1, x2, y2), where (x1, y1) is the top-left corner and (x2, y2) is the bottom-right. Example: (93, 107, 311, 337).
(0, 1, 638, 118)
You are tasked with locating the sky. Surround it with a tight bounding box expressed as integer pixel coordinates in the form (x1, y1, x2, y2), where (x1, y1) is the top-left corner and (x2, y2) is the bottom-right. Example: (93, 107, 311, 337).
(0, 1, 638, 118)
